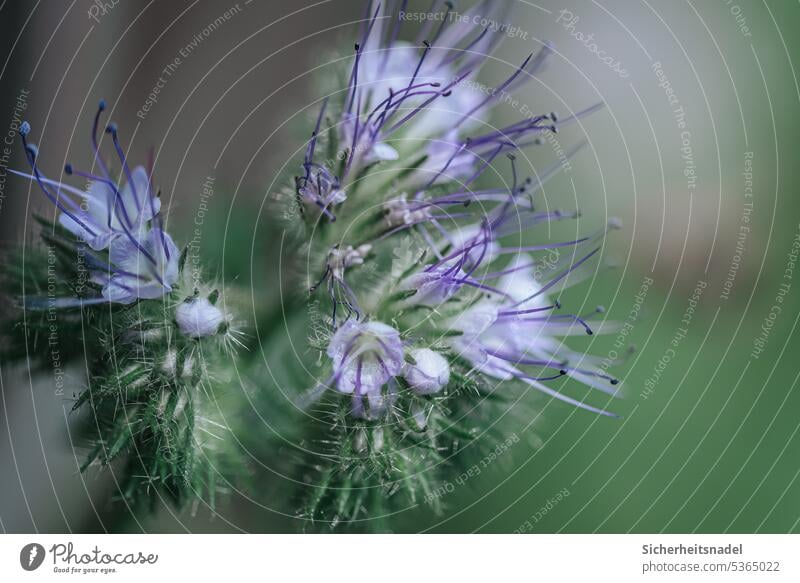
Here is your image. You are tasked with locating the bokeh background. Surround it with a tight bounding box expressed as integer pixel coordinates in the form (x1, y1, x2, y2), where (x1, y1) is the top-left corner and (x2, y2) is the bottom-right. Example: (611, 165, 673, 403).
(0, 0, 799, 533)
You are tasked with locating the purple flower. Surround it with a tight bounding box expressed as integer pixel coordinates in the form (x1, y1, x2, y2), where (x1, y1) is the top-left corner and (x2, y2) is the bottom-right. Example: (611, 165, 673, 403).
(326, 319, 404, 417)
(297, 2, 576, 222)
(15, 101, 179, 305)
(92, 227, 179, 304)
(444, 252, 621, 417)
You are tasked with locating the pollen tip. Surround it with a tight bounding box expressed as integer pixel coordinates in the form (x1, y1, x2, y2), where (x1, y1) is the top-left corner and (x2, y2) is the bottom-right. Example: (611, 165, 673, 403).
(64, 163, 73, 175)
(559, 369, 568, 376)
(595, 305, 605, 313)
(105, 122, 118, 134)
(610, 378, 619, 385)
(19, 121, 30, 136)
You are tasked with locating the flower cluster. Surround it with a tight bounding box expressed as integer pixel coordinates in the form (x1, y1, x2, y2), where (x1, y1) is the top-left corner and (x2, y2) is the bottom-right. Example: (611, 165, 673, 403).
(297, 3, 621, 420)
(2, 0, 626, 528)
(6, 100, 242, 511)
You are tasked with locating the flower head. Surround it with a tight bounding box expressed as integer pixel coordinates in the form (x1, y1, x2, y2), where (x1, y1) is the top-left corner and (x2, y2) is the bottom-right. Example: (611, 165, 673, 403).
(294, 3, 621, 419)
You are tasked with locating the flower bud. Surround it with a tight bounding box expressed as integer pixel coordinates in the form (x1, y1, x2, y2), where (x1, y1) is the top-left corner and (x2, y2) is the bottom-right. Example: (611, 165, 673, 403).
(176, 296, 225, 338)
(404, 348, 450, 394)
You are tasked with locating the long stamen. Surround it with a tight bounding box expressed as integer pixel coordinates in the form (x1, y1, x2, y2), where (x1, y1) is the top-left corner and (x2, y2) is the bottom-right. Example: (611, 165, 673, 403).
(106, 123, 142, 215)
(428, 1, 453, 46)
(343, 92, 363, 178)
(64, 163, 130, 231)
(346, 4, 381, 114)
(422, 138, 469, 190)
(498, 303, 560, 316)
(387, 40, 432, 120)
(8, 169, 83, 211)
(385, 68, 473, 135)
(415, 0, 441, 43)
(439, 27, 489, 68)
(18, 124, 99, 237)
(513, 247, 600, 307)
(90, 99, 112, 180)
(508, 367, 618, 417)
(305, 97, 328, 170)
(462, 142, 504, 188)
(453, 53, 534, 129)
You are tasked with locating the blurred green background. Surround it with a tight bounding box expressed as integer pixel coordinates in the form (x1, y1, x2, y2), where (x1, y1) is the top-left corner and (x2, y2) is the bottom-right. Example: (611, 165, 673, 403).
(0, 0, 798, 533)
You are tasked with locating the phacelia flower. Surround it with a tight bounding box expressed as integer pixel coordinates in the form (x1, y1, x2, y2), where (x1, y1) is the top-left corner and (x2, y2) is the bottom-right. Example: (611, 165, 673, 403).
(325, 319, 404, 417)
(442, 249, 621, 417)
(15, 101, 179, 305)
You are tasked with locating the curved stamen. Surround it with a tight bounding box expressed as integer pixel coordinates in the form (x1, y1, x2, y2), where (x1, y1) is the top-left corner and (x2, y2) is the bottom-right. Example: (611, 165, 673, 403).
(498, 303, 560, 317)
(90, 100, 113, 181)
(8, 169, 83, 212)
(18, 127, 99, 238)
(304, 97, 328, 171)
(64, 163, 131, 232)
(454, 53, 533, 130)
(106, 123, 142, 214)
(512, 247, 600, 308)
(506, 366, 618, 417)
